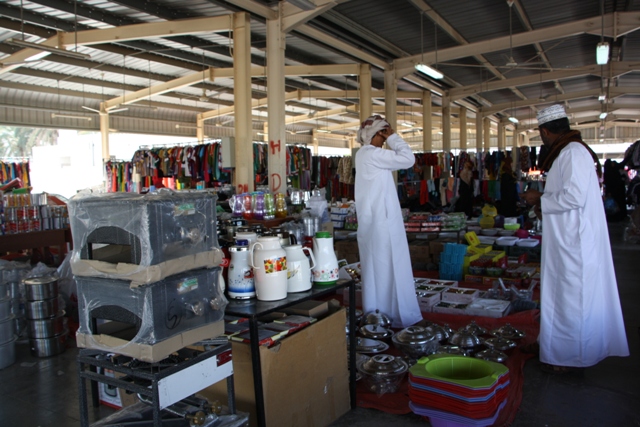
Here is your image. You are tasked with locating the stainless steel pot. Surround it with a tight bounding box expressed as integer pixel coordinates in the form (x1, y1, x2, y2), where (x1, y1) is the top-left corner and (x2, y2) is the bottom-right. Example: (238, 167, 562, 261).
(475, 348, 508, 363)
(392, 326, 438, 361)
(23, 276, 59, 301)
(357, 354, 409, 395)
(464, 320, 488, 336)
(0, 315, 15, 344)
(490, 323, 526, 340)
(448, 329, 484, 349)
(25, 296, 60, 320)
(425, 324, 451, 344)
(360, 324, 393, 340)
(0, 283, 8, 299)
(360, 309, 392, 329)
(0, 336, 16, 369)
(29, 329, 68, 358)
(0, 297, 11, 319)
(27, 312, 67, 338)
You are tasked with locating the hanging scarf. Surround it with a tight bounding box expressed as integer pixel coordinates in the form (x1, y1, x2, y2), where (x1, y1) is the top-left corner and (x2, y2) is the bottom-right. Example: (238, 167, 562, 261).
(540, 130, 602, 179)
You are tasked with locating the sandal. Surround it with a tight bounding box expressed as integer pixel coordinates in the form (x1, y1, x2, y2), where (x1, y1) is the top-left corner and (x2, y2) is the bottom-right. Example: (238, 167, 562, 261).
(540, 363, 583, 375)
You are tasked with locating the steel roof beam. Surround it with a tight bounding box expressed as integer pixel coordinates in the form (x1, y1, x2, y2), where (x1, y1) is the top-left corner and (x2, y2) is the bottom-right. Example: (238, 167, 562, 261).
(395, 12, 640, 76)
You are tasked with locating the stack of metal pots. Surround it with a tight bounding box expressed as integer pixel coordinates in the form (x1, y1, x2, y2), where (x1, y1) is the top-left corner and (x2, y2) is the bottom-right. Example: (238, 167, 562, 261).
(1, 263, 31, 339)
(0, 280, 16, 369)
(23, 275, 67, 358)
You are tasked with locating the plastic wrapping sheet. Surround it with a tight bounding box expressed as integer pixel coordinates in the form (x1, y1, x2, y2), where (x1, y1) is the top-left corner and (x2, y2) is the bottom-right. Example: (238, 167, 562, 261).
(68, 189, 221, 284)
(76, 267, 227, 362)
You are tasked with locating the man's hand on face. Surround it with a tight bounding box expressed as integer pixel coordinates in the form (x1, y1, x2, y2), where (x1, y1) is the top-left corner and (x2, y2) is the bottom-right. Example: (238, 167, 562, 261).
(521, 190, 543, 206)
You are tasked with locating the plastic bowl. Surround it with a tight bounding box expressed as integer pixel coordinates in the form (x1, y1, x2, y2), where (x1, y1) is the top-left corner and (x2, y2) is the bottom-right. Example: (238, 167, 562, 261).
(480, 228, 498, 236)
(504, 223, 521, 230)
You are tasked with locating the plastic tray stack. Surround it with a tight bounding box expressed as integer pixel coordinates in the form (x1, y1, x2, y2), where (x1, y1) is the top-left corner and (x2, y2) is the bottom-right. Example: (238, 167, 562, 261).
(439, 244, 467, 281)
(408, 354, 509, 425)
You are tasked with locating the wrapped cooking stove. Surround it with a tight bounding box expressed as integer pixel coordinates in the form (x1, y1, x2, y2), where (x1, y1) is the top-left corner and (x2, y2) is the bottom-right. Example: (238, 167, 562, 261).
(68, 189, 223, 285)
(76, 267, 226, 362)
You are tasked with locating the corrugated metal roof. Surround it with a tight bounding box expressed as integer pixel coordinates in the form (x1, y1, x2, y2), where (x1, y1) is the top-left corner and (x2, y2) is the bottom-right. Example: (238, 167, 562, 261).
(0, 0, 637, 143)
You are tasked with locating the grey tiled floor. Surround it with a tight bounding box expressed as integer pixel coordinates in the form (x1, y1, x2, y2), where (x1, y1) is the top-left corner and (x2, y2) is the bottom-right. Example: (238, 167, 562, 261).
(1, 222, 639, 426)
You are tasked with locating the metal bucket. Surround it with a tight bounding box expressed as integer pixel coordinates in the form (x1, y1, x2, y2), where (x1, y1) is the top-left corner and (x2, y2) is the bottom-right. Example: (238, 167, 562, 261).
(0, 336, 16, 369)
(0, 316, 15, 344)
(27, 312, 66, 339)
(25, 297, 60, 320)
(29, 329, 68, 358)
(23, 276, 58, 301)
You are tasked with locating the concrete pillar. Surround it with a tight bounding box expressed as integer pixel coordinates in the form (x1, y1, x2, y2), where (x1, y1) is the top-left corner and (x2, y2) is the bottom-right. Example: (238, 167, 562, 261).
(266, 13, 287, 194)
(233, 12, 254, 193)
(442, 95, 451, 153)
(459, 106, 467, 150)
(483, 118, 491, 152)
(384, 68, 397, 129)
(196, 116, 204, 143)
(422, 92, 432, 152)
(359, 64, 372, 121)
(99, 103, 110, 161)
(475, 112, 483, 152)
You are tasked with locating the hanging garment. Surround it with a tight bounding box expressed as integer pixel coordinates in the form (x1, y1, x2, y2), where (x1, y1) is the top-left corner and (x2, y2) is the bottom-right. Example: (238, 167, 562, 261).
(355, 134, 423, 328)
(539, 141, 629, 367)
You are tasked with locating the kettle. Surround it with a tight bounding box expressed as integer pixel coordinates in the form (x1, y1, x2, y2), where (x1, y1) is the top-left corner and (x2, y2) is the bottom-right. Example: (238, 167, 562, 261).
(311, 231, 339, 286)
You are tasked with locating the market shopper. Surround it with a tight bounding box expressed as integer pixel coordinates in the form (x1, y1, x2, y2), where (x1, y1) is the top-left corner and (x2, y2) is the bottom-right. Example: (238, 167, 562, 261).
(355, 115, 423, 328)
(521, 104, 629, 373)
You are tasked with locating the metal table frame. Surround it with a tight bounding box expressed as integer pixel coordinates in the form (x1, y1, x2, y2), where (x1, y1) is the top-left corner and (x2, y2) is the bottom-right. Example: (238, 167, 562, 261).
(224, 279, 356, 427)
(77, 343, 236, 427)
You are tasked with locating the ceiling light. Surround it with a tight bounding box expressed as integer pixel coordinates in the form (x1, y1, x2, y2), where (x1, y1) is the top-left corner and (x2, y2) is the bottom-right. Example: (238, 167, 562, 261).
(508, 117, 519, 124)
(415, 64, 444, 80)
(596, 42, 609, 65)
(6, 38, 91, 60)
(316, 129, 330, 133)
(257, 132, 266, 136)
(599, 112, 608, 119)
(51, 113, 91, 121)
(401, 122, 414, 127)
(437, 131, 443, 135)
(598, 93, 606, 101)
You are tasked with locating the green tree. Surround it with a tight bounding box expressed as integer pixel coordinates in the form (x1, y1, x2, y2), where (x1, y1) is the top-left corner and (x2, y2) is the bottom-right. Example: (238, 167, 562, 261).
(0, 126, 58, 158)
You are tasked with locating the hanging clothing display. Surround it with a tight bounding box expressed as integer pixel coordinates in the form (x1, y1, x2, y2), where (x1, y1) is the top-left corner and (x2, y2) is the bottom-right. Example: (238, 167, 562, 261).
(0, 160, 30, 188)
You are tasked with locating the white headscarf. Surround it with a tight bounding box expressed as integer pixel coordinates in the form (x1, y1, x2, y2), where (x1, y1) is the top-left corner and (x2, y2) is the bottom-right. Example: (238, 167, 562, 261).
(357, 115, 389, 146)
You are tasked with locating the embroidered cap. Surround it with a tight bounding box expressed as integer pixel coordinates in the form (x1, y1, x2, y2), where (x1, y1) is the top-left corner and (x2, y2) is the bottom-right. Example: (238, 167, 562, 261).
(536, 104, 567, 126)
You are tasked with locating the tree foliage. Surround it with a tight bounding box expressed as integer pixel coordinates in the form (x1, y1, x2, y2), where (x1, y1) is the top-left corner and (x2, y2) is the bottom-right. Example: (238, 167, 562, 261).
(0, 127, 58, 158)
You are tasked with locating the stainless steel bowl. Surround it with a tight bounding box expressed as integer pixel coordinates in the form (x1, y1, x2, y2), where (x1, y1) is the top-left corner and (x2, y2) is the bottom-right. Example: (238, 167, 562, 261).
(357, 354, 408, 395)
(29, 329, 68, 358)
(448, 329, 484, 349)
(0, 315, 15, 345)
(360, 324, 393, 340)
(23, 276, 59, 301)
(360, 309, 392, 329)
(0, 297, 11, 319)
(27, 312, 67, 339)
(0, 336, 16, 369)
(425, 324, 451, 343)
(25, 297, 60, 320)
(392, 326, 438, 360)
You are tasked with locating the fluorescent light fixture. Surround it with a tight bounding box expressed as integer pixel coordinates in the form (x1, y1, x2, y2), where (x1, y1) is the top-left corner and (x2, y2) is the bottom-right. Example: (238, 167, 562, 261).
(6, 38, 91, 60)
(401, 122, 414, 127)
(176, 124, 198, 129)
(316, 129, 330, 133)
(599, 112, 608, 119)
(508, 117, 519, 124)
(82, 106, 128, 114)
(415, 63, 444, 80)
(596, 42, 609, 65)
(437, 131, 443, 135)
(598, 93, 606, 101)
(51, 113, 91, 121)
(257, 132, 266, 136)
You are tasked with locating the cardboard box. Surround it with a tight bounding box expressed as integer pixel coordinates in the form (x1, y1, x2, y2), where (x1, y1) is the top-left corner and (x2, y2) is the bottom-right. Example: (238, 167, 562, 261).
(281, 300, 329, 318)
(465, 299, 512, 318)
(416, 290, 440, 312)
(432, 301, 469, 315)
(200, 307, 350, 427)
(441, 287, 480, 304)
(76, 320, 224, 363)
(97, 368, 138, 410)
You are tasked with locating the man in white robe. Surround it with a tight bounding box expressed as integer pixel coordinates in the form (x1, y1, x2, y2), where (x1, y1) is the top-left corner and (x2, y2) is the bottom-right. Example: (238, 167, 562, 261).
(355, 115, 423, 328)
(522, 105, 629, 372)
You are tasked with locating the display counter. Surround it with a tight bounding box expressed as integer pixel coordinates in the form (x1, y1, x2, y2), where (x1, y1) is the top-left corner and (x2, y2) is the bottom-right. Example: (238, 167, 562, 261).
(0, 229, 72, 265)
